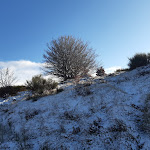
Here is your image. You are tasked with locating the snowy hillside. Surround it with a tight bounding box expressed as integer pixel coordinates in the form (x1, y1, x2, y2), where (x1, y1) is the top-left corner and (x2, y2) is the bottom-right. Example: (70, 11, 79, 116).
(0, 65, 150, 150)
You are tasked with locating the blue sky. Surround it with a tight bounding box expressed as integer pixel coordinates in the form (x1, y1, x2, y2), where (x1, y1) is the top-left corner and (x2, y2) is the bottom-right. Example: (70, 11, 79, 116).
(0, 0, 150, 69)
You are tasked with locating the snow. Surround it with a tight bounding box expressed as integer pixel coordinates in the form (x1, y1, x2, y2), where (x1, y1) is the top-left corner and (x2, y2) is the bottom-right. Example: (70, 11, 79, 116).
(0, 65, 150, 149)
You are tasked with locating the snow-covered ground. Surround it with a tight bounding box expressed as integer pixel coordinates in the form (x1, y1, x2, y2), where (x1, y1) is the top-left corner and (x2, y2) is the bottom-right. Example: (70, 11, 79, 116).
(0, 65, 150, 149)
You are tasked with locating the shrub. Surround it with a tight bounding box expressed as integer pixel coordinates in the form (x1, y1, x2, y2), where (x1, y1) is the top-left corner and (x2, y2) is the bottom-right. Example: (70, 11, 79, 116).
(13, 85, 27, 93)
(0, 86, 27, 98)
(72, 127, 80, 134)
(64, 111, 79, 120)
(75, 84, 92, 96)
(108, 119, 127, 132)
(128, 53, 150, 70)
(115, 68, 129, 73)
(26, 75, 58, 96)
(56, 88, 64, 94)
(96, 67, 105, 76)
(148, 53, 150, 63)
(25, 110, 39, 121)
(88, 118, 102, 134)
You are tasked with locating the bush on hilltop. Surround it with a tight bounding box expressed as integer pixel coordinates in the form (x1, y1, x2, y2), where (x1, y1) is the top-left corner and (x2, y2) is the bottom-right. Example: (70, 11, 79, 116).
(128, 53, 150, 70)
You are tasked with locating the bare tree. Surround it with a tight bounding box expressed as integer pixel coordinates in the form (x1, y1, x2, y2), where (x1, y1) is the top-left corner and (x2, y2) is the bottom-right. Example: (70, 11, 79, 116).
(43, 36, 97, 81)
(0, 68, 17, 87)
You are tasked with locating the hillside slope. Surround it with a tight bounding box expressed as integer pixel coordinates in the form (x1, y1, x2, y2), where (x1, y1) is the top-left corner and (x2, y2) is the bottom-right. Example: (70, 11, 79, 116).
(0, 65, 150, 150)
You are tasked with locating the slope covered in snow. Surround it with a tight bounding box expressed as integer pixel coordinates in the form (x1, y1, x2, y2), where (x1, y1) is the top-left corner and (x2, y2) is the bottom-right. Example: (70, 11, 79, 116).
(0, 65, 150, 150)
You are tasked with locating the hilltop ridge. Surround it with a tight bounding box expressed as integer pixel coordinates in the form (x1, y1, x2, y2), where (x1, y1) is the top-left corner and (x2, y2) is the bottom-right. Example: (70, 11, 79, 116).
(0, 65, 150, 149)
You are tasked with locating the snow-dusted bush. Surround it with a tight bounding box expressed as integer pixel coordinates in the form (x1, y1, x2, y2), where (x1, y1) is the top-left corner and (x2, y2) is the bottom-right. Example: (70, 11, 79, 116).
(88, 118, 102, 134)
(26, 75, 58, 96)
(72, 127, 80, 134)
(25, 110, 39, 121)
(75, 83, 92, 96)
(64, 111, 79, 121)
(108, 119, 127, 132)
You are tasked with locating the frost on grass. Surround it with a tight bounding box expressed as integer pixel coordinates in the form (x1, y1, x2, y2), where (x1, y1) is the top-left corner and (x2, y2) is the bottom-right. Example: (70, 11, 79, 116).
(0, 65, 150, 149)
(140, 94, 150, 134)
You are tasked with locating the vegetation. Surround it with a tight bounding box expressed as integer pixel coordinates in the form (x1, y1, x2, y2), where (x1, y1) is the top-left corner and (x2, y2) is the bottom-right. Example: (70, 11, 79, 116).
(115, 68, 129, 73)
(75, 83, 92, 96)
(96, 67, 105, 76)
(141, 94, 150, 133)
(0, 85, 26, 98)
(0, 68, 17, 87)
(26, 75, 58, 96)
(128, 53, 150, 70)
(43, 35, 97, 81)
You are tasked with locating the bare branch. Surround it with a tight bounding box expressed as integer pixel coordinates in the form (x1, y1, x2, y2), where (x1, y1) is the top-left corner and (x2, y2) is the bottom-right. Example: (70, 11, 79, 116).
(43, 36, 98, 81)
(0, 68, 17, 87)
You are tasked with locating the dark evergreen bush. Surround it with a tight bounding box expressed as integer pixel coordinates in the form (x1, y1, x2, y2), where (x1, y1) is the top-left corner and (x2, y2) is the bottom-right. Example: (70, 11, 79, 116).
(128, 53, 150, 70)
(96, 67, 105, 76)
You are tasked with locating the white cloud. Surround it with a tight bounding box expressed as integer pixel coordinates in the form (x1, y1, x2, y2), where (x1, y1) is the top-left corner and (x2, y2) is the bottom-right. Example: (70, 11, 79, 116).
(0, 60, 43, 85)
(0, 60, 122, 85)
(105, 66, 122, 74)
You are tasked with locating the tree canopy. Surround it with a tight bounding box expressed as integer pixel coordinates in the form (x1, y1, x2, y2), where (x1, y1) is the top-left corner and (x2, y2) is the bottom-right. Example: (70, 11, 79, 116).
(43, 36, 97, 80)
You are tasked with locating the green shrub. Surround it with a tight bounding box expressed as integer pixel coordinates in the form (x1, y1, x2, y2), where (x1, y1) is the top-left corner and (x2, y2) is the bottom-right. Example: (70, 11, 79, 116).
(26, 75, 58, 96)
(0, 86, 27, 98)
(128, 53, 150, 70)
